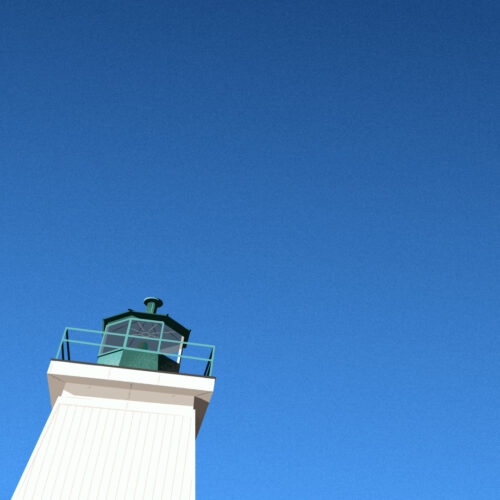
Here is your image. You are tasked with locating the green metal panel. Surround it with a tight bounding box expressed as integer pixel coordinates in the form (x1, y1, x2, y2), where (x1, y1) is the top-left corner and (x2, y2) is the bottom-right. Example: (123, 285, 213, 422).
(120, 350, 158, 370)
(97, 349, 123, 367)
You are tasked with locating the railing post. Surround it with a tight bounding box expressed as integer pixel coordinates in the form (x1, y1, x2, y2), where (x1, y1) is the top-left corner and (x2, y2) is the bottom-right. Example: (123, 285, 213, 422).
(56, 328, 68, 360)
(65, 329, 71, 361)
(203, 348, 212, 377)
(209, 347, 215, 377)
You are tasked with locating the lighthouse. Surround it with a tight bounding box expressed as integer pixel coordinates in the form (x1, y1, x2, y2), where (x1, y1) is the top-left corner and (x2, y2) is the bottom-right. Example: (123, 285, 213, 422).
(13, 298, 215, 500)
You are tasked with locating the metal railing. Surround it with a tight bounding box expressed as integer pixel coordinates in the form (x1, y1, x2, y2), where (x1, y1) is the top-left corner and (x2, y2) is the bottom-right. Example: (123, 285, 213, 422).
(56, 327, 215, 377)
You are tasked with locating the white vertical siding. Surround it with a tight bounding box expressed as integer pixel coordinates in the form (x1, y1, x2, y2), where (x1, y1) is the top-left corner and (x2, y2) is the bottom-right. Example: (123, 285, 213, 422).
(13, 394, 196, 500)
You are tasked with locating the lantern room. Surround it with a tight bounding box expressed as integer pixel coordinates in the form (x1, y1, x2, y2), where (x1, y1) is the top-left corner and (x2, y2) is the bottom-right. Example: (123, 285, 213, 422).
(97, 297, 191, 372)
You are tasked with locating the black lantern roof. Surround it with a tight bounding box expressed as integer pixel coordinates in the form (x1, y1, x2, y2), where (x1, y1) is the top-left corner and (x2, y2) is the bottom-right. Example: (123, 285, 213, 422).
(102, 298, 191, 344)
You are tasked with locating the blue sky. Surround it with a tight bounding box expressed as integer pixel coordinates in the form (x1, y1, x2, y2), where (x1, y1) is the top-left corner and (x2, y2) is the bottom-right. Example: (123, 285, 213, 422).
(1, 1, 500, 498)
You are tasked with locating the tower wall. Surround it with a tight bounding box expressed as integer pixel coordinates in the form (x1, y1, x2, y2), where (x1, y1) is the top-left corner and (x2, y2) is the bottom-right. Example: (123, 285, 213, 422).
(13, 360, 214, 500)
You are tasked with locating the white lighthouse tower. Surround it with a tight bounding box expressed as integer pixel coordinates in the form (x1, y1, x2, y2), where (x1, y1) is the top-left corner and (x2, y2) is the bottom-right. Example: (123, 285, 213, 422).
(13, 297, 215, 500)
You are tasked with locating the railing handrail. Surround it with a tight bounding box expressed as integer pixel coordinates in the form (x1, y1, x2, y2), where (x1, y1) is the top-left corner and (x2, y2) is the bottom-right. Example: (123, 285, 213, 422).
(67, 327, 216, 349)
(56, 327, 215, 376)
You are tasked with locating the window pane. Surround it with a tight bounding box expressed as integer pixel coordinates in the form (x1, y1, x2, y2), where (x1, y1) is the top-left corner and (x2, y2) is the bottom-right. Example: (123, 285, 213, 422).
(160, 326, 183, 356)
(126, 320, 162, 351)
(100, 321, 128, 355)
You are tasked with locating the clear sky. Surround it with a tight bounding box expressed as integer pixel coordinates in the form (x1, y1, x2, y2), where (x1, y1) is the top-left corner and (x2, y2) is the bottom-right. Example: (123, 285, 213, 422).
(1, 1, 499, 498)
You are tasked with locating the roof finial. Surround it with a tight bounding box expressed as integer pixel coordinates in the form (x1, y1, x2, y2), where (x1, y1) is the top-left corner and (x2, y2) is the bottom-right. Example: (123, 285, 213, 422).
(144, 297, 163, 314)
